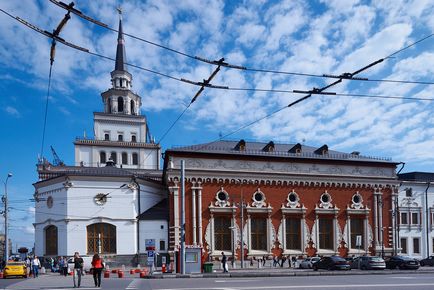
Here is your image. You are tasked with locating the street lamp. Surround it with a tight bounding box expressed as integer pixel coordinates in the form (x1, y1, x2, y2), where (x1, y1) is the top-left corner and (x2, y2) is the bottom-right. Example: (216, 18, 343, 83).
(3, 173, 12, 262)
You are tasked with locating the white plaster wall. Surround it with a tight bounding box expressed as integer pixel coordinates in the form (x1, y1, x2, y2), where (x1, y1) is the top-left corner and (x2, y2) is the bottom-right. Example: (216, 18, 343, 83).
(139, 220, 168, 253)
(398, 182, 434, 258)
(95, 121, 145, 143)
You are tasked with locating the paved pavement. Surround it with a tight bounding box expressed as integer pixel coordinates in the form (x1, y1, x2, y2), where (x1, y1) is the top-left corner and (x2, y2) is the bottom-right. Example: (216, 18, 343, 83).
(2, 271, 434, 290)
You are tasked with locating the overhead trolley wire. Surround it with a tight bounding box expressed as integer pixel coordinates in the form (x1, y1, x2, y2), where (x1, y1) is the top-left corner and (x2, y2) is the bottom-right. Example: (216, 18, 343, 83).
(3, 7, 434, 99)
(49, 0, 434, 86)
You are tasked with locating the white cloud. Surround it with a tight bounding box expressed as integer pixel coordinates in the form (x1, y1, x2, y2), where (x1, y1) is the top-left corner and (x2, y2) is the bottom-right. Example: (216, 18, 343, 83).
(5, 106, 20, 117)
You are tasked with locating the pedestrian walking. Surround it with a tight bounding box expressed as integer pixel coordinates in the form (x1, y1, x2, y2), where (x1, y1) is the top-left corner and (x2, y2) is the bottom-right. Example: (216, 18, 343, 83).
(72, 252, 84, 288)
(291, 256, 297, 268)
(273, 255, 278, 267)
(221, 252, 228, 273)
(91, 254, 104, 288)
(62, 256, 68, 276)
(32, 256, 41, 278)
(281, 255, 287, 267)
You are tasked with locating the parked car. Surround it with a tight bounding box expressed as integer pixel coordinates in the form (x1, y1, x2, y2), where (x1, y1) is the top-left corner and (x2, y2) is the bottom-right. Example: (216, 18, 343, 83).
(299, 257, 320, 269)
(3, 261, 27, 278)
(419, 256, 434, 266)
(385, 255, 419, 270)
(313, 256, 351, 271)
(350, 256, 385, 270)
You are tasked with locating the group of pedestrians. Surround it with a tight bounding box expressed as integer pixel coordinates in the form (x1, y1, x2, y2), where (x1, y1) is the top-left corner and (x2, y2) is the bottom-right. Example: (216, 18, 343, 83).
(72, 252, 105, 288)
(20, 252, 105, 288)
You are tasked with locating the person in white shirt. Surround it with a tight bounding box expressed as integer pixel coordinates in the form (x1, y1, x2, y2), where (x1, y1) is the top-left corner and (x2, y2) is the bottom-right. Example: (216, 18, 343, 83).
(32, 256, 41, 278)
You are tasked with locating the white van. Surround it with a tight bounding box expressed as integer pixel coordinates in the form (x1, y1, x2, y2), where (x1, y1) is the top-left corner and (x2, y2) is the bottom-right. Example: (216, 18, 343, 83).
(67, 256, 93, 272)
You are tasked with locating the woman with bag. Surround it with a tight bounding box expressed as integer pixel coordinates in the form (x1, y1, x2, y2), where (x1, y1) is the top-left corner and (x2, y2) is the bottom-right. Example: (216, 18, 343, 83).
(91, 254, 104, 288)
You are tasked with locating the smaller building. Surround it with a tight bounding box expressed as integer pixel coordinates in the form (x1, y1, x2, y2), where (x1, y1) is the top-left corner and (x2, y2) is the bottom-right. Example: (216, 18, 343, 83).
(398, 172, 434, 259)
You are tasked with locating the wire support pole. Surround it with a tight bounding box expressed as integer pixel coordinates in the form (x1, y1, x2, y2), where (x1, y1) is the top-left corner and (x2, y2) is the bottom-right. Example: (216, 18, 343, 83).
(3, 173, 12, 262)
(180, 160, 186, 275)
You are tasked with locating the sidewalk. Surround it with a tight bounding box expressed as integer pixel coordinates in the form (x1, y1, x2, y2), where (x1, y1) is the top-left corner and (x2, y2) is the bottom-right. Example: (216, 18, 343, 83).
(148, 265, 434, 279)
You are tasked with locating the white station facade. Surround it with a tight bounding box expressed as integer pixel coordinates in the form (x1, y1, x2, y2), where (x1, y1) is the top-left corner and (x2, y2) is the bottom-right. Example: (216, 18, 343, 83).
(33, 17, 167, 264)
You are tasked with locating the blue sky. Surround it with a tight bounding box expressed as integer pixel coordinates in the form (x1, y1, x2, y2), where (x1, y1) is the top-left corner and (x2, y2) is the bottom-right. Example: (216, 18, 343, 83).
(1, 0, 434, 250)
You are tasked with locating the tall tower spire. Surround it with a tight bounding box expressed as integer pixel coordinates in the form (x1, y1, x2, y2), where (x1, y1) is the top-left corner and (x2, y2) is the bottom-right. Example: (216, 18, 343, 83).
(115, 7, 127, 72)
(110, 7, 133, 92)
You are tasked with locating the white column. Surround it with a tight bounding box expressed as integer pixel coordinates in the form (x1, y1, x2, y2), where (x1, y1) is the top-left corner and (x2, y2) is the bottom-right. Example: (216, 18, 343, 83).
(364, 213, 369, 253)
(171, 185, 180, 248)
(192, 186, 197, 245)
(333, 214, 338, 253)
(347, 214, 351, 249)
(247, 214, 251, 252)
(267, 214, 272, 252)
(315, 214, 319, 250)
(301, 214, 306, 253)
(374, 193, 378, 247)
(282, 215, 286, 251)
(210, 213, 214, 254)
(378, 194, 384, 252)
(197, 184, 203, 246)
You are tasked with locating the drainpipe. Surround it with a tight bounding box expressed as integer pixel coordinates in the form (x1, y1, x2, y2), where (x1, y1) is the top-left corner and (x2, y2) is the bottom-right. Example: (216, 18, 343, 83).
(425, 182, 431, 258)
(133, 176, 141, 266)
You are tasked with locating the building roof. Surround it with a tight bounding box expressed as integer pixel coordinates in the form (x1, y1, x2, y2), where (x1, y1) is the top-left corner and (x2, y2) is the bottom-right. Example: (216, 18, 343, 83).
(166, 140, 395, 164)
(137, 199, 168, 220)
(36, 161, 162, 184)
(398, 172, 434, 182)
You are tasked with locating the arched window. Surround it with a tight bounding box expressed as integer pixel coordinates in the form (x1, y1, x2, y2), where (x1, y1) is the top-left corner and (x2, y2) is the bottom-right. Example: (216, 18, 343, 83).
(131, 100, 135, 115)
(131, 135, 137, 142)
(108, 98, 112, 113)
(118, 134, 123, 141)
(110, 152, 117, 164)
(132, 153, 138, 165)
(122, 152, 128, 165)
(45, 225, 58, 255)
(104, 133, 110, 141)
(100, 152, 106, 163)
(117, 97, 124, 112)
(87, 223, 116, 254)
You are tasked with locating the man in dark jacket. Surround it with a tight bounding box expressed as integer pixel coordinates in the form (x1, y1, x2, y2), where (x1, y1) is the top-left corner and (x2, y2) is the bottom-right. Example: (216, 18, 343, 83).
(221, 252, 228, 273)
(72, 252, 84, 288)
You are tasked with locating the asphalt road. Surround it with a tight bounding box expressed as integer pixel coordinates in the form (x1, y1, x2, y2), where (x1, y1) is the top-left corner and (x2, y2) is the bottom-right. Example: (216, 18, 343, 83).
(1, 272, 434, 290)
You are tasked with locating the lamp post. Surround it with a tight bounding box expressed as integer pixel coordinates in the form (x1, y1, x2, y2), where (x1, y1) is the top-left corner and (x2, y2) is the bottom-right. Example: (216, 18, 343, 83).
(3, 173, 12, 262)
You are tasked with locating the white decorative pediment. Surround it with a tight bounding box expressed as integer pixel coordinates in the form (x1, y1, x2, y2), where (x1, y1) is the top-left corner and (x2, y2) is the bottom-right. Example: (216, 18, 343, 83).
(400, 197, 419, 207)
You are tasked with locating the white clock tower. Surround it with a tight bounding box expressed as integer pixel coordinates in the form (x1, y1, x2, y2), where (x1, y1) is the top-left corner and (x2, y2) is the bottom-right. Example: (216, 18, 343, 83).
(74, 14, 160, 170)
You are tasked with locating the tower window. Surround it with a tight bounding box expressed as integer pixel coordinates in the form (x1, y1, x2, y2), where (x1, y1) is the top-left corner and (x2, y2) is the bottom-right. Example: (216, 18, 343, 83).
(117, 97, 124, 112)
(118, 134, 123, 141)
(100, 152, 106, 163)
(104, 133, 110, 141)
(110, 152, 117, 164)
(121, 152, 128, 165)
(132, 153, 138, 165)
(131, 100, 135, 115)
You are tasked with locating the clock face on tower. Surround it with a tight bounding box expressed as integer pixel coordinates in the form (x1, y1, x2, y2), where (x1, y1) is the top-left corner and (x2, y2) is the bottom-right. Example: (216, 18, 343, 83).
(94, 193, 108, 206)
